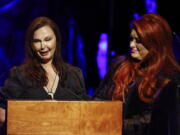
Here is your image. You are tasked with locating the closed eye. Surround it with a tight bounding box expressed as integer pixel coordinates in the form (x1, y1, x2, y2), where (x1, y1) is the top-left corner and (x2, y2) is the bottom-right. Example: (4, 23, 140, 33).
(33, 39, 40, 43)
(45, 37, 52, 41)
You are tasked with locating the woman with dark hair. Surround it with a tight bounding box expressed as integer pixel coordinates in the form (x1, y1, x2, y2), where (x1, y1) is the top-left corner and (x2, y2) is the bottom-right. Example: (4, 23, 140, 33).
(0, 17, 89, 127)
(94, 13, 180, 135)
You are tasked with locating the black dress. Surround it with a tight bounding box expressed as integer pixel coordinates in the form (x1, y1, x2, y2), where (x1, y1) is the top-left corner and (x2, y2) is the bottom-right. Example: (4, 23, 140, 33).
(94, 56, 180, 135)
(0, 63, 89, 135)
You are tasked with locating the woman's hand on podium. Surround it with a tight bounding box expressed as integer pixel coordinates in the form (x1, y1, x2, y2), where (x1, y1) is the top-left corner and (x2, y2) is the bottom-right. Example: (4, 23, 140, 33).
(0, 107, 5, 127)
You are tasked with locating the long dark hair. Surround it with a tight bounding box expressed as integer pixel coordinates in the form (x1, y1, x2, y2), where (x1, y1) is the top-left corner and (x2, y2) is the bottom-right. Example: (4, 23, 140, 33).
(23, 16, 63, 86)
(113, 13, 180, 103)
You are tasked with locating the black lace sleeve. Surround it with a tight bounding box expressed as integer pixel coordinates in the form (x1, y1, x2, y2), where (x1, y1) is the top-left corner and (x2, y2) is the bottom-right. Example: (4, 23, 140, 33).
(123, 77, 180, 135)
(149, 76, 180, 135)
(123, 112, 151, 135)
(122, 81, 152, 135)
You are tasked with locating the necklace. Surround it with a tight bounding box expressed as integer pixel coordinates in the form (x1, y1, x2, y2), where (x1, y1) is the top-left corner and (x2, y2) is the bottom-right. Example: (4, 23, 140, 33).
(44, 72, 58, 99)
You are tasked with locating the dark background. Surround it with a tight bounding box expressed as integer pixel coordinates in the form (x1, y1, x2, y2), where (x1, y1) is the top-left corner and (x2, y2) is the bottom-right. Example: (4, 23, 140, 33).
(0, 0, 180, 95)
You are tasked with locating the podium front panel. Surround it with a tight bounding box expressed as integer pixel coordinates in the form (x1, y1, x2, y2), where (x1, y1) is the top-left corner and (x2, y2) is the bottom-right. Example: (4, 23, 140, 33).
(7, 100, 122, 135)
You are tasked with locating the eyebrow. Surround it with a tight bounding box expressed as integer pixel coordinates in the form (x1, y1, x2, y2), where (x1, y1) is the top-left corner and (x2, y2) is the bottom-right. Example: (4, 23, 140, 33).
(33, 35, 53, 40)
(32, 39, 40, 41)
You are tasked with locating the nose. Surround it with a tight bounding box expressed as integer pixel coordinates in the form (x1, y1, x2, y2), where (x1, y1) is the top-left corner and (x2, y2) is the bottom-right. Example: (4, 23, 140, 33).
(130, 40, 136, 48)
(40, 41, 46, 49)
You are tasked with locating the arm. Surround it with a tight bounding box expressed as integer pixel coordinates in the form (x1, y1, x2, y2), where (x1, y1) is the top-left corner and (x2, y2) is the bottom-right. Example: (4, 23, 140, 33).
(175, 84, 180, 135)
(149, 80, 180, 135)
(0, 108, 5, 127)
(0, 67, 25, 100)
(0, 67, 25, 125)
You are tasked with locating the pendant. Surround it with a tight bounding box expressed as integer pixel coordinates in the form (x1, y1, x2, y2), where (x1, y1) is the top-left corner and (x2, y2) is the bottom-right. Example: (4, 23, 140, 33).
(48, 92, 54, 99)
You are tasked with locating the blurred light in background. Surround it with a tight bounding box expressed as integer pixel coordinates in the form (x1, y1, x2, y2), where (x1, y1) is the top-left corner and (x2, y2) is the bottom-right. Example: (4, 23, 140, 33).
(0, 0, 21, 13)
(111, 50, 116, 57)
(96, 33, 108, 79)
(76, 34, 87, 78)
(67, 18, 75, 64)
(145, 0, 157, 13)
(133, 0, 156, 20)
(133, 12, 141, 20)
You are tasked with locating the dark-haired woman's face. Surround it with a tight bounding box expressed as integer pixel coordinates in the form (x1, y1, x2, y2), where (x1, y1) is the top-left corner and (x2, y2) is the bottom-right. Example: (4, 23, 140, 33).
(130, 29, 149, 60)
(32, 25, 56, 63)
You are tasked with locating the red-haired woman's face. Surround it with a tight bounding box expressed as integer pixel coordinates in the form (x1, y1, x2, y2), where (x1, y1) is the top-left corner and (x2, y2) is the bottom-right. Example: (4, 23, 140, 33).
(130, 29, 149, 61)
(32, 25, 56, 63)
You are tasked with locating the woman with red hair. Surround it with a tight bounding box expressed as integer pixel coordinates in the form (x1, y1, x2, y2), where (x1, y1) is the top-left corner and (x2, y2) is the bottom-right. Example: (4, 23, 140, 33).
(94, 13, 180, 135)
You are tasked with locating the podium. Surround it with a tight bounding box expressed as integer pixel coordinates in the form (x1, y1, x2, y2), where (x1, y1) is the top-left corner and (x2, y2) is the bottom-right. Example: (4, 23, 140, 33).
(7, 100, 122, 135)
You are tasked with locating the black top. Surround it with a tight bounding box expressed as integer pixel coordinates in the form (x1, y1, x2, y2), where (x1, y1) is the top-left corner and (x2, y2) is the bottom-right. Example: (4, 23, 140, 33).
(0, 63, 89, 135)
(94, 56, 180, 135)
(0, 63, 89, 109)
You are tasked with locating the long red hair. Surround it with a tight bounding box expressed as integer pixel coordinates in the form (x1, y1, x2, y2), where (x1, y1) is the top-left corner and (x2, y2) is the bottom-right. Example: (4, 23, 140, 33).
(112, 13, 180, 103)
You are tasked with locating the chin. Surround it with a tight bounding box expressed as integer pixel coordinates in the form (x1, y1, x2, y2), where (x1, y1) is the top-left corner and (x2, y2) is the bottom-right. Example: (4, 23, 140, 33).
(131, 54, 142, 61)
(40, 56, 53, 62)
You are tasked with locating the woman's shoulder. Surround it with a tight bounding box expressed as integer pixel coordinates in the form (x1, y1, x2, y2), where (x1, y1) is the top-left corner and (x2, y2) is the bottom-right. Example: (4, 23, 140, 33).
(7, 65, 30, 85)
(8, 65, 25, 77)
(104, 55, 127, 77)
(3, 65, 31, 88)
(109, 55, 126, 68)
(93, 56, 127, 100)
(62, 63, 82, 74)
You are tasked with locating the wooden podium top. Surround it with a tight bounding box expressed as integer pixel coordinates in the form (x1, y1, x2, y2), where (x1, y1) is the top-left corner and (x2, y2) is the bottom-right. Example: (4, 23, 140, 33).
(7, 100, 122, 135)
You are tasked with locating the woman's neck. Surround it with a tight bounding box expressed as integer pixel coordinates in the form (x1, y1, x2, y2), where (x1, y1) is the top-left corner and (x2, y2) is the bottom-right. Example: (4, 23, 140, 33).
(41, 60, 56, 73)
